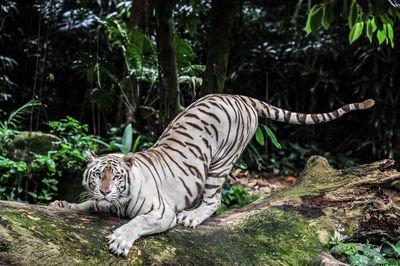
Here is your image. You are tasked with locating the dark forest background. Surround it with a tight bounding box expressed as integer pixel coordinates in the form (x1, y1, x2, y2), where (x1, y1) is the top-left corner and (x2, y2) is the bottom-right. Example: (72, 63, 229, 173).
(1, 0, 399, 204)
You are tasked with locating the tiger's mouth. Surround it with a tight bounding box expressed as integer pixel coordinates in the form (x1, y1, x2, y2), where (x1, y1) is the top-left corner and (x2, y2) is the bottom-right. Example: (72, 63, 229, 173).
(97, 197, 111, 203)
(97, 195, 119, 203)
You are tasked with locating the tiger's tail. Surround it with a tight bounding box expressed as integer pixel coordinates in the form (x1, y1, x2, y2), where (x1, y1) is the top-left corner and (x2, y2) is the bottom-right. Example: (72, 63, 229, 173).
(240, 96, 375, 125)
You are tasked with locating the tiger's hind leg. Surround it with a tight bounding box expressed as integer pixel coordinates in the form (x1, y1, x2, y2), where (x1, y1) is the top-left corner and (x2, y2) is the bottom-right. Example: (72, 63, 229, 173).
(176, 172, 227, 228)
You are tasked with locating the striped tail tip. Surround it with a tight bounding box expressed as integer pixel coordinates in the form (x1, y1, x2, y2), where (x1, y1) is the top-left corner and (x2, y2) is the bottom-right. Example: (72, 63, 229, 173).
(362, 99, 375, 109)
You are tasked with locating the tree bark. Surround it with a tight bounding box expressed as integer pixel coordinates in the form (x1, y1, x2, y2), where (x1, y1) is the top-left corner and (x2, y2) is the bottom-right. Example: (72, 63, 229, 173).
(116, 0, 154, 126)
(130, 0, 154, 33)
(199, 0, 240, 97)
(155, 0, 180, 132)
(1, 156, 399, 264)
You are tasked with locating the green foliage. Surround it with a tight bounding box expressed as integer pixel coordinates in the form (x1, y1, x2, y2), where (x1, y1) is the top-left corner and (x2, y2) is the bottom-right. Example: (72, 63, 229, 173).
(306, 0, 398, 47)
(216, 182, 260, 214)
(76, 9, 206, 124)
(119, 123, 133, 154)
(237, 124, 281, 171)
(0, 100, 41, 130)
(236, 142, 265, 171)
(28, 115, 99, 202)
(108, 123, 141, 154)
(44, 116, 101, 174)
(105, 123, 155, 154)
(0, 101, 37, 201)
(306, 4, 324, 34)
(349, 20, 364, 44)
(330, 237, 400, 265)
(101, 18, 158, 81)
(0, 113, 100, 203)
(0, 100, 41, 159)
(49, 116, 98, 157)
(0, 156, 27, 201)
(255, 124, 282, 149)
(384, 238, 400, 259)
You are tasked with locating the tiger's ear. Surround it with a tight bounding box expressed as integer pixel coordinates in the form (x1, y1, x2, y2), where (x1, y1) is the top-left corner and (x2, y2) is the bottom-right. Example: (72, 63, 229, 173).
(86, 149, 99, 162)
(122, 152, 135, 168)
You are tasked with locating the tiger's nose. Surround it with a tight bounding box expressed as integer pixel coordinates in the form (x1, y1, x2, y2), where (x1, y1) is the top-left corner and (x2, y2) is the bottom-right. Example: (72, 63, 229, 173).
(100, 188, 111, 196)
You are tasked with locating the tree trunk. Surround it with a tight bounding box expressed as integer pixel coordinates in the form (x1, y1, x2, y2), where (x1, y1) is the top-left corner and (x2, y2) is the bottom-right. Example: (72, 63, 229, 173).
(155, 0, 180, 132)
(116, 0, 154, 126)
(130, 0, 154, 33)
(1, 156, 399, 264)
(199, 0, 239, 97)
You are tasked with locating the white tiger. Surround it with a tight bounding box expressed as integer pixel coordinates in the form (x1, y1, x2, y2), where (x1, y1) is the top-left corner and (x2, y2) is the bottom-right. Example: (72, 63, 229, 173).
(50, 94, 375, 256)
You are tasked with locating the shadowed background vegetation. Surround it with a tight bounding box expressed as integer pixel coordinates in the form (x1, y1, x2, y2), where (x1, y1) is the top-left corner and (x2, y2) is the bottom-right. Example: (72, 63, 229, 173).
(0, 0, 399, 204)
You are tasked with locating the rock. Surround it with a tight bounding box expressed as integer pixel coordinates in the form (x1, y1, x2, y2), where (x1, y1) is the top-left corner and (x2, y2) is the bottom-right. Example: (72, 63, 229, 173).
(8, 131, 61, 163)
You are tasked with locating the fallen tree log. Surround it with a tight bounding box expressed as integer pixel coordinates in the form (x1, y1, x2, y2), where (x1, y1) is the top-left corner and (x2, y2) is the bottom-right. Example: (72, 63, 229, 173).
(1, 156, 399, 264)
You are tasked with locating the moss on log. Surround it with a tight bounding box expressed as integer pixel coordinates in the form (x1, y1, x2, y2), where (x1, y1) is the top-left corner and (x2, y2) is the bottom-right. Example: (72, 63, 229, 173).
(1, 156, 399, 265)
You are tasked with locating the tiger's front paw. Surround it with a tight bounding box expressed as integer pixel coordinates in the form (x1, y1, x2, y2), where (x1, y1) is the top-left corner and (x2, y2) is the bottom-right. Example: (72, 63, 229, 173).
(49, 200, 71, 209)
(176, 210, 203, 228)
(106, 225, 138, 257)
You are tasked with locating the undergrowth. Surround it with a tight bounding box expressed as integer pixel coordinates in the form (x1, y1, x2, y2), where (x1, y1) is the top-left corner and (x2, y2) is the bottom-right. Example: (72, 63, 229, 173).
(217, 182, 260, 214)
(330, 237, 400, 265)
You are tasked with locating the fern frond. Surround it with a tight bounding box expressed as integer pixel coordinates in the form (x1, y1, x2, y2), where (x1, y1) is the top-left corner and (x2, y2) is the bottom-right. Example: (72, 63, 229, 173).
(5, 100, 41, 129)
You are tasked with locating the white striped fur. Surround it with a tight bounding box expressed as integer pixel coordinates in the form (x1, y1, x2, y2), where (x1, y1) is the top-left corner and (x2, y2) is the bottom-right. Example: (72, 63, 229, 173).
(50, 94, 374, 256)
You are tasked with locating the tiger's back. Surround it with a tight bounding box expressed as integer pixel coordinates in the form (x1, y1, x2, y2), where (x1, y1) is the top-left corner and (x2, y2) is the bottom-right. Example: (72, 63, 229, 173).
(145, 94, 260, 226)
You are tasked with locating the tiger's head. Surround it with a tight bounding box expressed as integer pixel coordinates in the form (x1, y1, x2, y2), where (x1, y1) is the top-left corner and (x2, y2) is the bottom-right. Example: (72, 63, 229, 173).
(82, 150, 135, 208)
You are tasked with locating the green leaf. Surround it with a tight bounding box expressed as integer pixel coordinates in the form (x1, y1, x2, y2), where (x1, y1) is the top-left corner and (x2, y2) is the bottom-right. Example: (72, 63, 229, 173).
(251, 195, 260, 201)
(255, 127, 264, 145)
(349, 253, 370, 265)
(366, 18, 377, 43)
(28, 191, 38, 198)
(234, 159, 247, 170)
(366, 19, 373, 43)
(186, 17, 200, 38)
(306, 4, 324, 35)
(47, 73, 55, 81)
(348, 1, 357, 29)
(377, 25, 387, 44)
(386, 23, 394, 48)
(261, 125, 281, 149)
(322, 2, 335, 30)
(121, 124, 133, 154)
(349, 21, 364, 44)
(46, 159, 56, 172)
(246, 143, 264, 170)
(385, 240, 400, 257)
(131, 135, 141, 153)
(6, 100, 41, 129)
